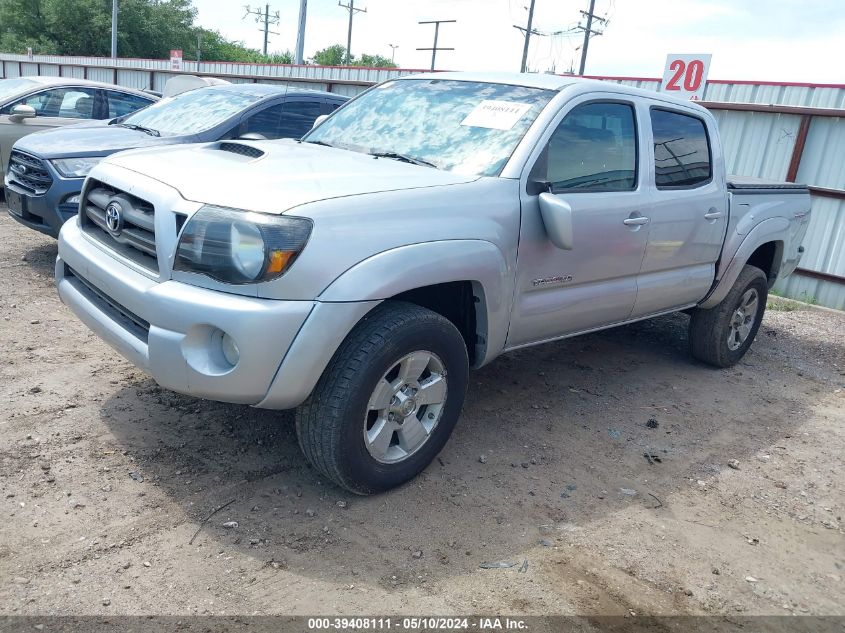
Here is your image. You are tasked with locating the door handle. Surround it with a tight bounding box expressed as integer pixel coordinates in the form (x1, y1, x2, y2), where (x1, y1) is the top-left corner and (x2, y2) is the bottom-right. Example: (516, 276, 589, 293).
(704, 210, 724, 220)
(623, 216, 650, 226)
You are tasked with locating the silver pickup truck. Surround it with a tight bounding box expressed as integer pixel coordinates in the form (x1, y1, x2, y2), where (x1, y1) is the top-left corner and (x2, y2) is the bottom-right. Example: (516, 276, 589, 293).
(56, 72, 811, 494)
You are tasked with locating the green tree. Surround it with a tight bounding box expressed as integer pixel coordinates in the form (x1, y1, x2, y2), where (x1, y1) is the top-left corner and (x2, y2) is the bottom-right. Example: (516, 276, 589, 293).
(311, 44, 346, 66)
(0, 0, 292, 63)
(311, 44, 397, 68)
(357, 53, 396, 68)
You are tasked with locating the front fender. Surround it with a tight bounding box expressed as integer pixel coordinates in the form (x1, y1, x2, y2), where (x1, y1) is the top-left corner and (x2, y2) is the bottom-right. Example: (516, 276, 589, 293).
(699, 218, 787, 309)
(319, 239, 512, 366)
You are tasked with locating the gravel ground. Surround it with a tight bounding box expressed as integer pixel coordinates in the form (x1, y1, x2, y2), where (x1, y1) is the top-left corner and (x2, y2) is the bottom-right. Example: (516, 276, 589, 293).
(1, 205, 843, 618)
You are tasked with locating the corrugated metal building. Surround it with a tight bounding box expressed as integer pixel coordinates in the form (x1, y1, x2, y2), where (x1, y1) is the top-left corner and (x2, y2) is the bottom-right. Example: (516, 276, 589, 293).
(2, 53, 843, 309)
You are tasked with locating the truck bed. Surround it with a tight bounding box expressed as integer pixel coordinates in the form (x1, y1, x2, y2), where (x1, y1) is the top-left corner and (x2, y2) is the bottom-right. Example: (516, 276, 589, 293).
(727, 175, 809, 194)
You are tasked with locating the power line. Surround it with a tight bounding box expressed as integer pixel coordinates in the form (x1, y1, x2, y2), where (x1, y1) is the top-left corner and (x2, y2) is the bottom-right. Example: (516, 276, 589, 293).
(339, 0, 366, 65)
(243, 4, 280, 56)
(416, 19, 456, 71)
(576, 0, 607, 76)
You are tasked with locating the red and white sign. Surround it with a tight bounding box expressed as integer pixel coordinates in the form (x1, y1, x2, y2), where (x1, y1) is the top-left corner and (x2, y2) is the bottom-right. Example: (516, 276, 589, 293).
(170, 49, 183, 71)
(661, 54, 711, 101)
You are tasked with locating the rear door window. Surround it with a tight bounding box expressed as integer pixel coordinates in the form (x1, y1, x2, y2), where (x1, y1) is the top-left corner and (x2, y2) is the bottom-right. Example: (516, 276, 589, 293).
(107, 91, 153, 118)
(650, 109, 712, 188)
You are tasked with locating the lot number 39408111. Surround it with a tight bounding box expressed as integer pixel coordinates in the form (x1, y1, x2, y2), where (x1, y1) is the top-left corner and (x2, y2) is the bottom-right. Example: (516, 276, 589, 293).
(660, 54, 712, 101)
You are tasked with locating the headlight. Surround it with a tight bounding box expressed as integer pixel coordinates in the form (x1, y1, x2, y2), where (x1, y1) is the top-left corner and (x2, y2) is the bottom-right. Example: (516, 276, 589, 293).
(51, 157, 103, 178)
(174, 205, 312, 284)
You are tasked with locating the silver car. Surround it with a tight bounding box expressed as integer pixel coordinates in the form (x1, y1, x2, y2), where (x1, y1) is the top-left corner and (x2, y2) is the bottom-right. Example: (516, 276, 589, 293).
(0, 76, 156, 181)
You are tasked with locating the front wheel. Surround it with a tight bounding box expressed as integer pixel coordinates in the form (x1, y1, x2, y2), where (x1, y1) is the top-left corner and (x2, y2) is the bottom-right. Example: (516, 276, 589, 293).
(295, 301, 469, 494)
(689, 264, 768, 367)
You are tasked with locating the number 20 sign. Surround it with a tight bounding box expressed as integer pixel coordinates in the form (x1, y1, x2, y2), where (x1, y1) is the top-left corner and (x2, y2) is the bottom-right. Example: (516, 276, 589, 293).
(661, 54, 712, 101)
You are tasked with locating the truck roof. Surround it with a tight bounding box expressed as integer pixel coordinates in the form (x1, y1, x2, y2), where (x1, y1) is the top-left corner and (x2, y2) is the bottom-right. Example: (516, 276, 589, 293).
(397, 71, 710, 114)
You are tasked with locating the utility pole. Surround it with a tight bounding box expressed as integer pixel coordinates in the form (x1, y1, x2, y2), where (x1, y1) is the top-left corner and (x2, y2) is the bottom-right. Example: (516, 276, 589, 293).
(110, 0, 118, 58)
(416, 20, 455, 71)
(389, 43, 398, 63)
(577, 0, 607, 76)
(339, 0, 366, 65)
(294, 0, 307, 64)
(244, 4, 281, 56)
(515, 0, 536, 73)
(196, 33, 202, 71)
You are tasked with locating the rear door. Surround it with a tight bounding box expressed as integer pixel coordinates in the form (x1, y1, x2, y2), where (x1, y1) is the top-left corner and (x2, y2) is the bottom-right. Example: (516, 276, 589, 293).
(629, 106, 728, 317)
(507, 96, 651, 347)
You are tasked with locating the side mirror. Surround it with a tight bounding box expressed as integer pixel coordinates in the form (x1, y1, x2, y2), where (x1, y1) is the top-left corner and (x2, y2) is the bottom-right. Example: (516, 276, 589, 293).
(312, 114, 328, 129)
(9, 104, 36, 121)
(538, 192, 574, 250)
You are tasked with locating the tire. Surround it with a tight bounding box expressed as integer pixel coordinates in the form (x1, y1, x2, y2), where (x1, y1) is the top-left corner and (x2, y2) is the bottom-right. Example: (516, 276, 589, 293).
(294, 301, 469, 494)
(689, 264, 768, 367)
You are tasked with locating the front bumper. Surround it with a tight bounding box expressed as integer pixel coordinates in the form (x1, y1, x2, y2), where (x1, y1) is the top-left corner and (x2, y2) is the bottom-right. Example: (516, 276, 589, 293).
(57, 219, 315, 405)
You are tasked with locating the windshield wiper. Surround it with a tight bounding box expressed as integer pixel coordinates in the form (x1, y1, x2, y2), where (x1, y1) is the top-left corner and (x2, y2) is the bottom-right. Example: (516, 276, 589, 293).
(115, 123, 160, 137)
(369, 151, 437, 169)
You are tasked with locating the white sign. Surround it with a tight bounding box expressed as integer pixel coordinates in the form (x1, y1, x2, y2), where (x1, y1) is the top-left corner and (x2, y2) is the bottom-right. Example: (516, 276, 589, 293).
(170, 49, 183, 71)
(661, 54, 711, 101)
(461, 100, 533, 130)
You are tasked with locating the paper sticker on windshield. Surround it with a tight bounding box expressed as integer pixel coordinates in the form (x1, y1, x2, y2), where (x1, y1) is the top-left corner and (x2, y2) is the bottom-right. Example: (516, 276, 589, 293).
(460, 100, 533, 130)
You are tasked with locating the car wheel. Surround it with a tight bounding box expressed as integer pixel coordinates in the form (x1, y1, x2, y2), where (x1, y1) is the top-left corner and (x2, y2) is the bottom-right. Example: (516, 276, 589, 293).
(295, 301, 469, 494)
(689, 264, 768, 368)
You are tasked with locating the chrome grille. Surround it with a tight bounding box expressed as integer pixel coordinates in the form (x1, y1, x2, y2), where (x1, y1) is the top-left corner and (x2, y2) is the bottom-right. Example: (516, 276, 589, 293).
(80, 181, 158, 272)
(8, 150, 52, 195)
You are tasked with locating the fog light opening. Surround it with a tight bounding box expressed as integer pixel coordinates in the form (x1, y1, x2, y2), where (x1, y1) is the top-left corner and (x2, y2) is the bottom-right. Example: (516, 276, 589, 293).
(221, 332, 240, 367)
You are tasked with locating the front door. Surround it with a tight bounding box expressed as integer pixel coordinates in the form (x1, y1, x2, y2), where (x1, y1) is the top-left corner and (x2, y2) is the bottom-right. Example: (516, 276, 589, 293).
(507, 98, 651, 348)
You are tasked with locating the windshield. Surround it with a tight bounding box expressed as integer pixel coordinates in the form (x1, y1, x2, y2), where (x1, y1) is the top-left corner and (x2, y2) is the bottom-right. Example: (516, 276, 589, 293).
(303, 79, 554, 177)
(121, 88, 268, 137)
(0, 78, 37, 103)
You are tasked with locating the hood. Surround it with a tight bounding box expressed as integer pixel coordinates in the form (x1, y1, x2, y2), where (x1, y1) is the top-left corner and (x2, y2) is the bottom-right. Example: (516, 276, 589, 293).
(14, 122, 178, 159)
(105, 139, 480, 213)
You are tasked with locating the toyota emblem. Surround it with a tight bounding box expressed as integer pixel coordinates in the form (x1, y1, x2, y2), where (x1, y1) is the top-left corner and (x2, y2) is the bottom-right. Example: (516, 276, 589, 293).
(105, 201, 123, 235)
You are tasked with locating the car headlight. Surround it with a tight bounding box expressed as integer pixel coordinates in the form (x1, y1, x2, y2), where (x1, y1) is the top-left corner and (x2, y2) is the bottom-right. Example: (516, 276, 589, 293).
(174, 205, 312, 284)
(51, 157, 103, 178)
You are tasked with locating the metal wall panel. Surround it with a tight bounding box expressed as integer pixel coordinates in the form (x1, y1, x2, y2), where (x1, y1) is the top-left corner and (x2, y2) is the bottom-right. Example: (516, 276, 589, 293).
(85, 67, 114, 83)
(713, 110, 801, 181)
(61, 65, 85, 79)
(116, 69, 151, 90)
(798, 117, 845, 190)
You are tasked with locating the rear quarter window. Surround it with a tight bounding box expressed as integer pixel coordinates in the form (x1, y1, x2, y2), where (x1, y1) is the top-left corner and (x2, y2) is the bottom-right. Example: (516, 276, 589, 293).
(650, 108, 712, 188)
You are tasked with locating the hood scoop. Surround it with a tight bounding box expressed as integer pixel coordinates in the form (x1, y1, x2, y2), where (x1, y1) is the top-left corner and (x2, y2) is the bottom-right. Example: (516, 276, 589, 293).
(217, 142, 265, 159)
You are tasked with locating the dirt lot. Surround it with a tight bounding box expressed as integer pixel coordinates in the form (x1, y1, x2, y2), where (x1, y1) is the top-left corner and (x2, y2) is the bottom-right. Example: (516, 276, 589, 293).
(1, 205, 843, 619)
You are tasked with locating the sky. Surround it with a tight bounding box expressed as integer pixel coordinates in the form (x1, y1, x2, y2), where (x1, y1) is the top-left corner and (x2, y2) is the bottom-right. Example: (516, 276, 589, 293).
(191, 0, 845, 83)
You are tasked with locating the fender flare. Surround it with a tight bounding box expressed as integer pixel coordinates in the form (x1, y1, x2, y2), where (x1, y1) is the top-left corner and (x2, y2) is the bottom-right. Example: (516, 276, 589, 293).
(699, 218, 787, 309)
(319, 239, 512, 365)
